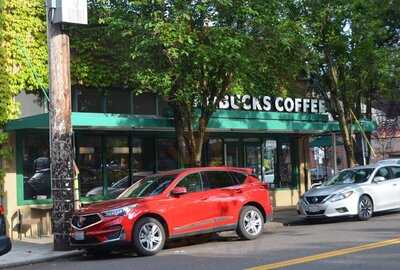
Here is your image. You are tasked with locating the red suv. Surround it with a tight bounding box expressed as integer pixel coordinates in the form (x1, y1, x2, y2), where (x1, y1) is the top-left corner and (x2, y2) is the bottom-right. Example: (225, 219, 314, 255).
(70, 167, 272, 256)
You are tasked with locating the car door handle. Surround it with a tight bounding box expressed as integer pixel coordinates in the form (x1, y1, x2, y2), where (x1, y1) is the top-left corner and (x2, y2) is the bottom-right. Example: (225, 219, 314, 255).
(233, 189, 242, 193)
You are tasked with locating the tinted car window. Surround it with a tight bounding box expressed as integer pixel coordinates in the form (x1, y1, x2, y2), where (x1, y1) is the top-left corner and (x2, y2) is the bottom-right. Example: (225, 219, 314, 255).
(177, 173, 203, 193)
(120, 174, 177, 198)
(389, 167, 400, 179)
(230, 172, 247, 184)
(375, 167, 391, 180)
(203, 171, 237, 189)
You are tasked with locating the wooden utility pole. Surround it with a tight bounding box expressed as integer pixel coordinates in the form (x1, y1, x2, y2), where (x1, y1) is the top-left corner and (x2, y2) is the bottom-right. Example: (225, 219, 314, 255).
(46, 3, 74, 251)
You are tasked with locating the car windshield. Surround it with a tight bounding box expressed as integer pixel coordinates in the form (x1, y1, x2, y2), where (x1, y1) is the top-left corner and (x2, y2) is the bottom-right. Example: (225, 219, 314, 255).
(118, 174, 177, 198)
(324, 168, 374, 186)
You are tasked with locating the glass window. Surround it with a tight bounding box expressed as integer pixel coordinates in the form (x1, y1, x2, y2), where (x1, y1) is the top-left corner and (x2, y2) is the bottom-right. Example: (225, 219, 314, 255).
(325, 168, 374, 185)
(263, 140, 277, 187)
(203, 171, 237, 189)
(225, 141, 239, 167)
(244, 142, 261, 176)
(276, 142, 292, 188)
(207, 138, 224, 166)
(375, 167, 391, 180)
(177, 173, 203, 193)
(158, 96, 172, 116)
(131, 138, 155, 178)
(106, 90, 131, 114)
(104, 136, 129, 197)
(390, 167, 400, 179)
(230, 172, 247, 184)
(134, 93, 156, 115)
(23, 134, 50, 200)
(120, 174, 177, 198)
(76, 135, 103, 197)
(157, 139, 178, 171)
(77, 89, 104, 112)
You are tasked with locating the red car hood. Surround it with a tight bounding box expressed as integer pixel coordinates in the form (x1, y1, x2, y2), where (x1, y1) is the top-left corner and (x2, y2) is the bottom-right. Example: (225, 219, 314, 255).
(77, 198, 146, 215)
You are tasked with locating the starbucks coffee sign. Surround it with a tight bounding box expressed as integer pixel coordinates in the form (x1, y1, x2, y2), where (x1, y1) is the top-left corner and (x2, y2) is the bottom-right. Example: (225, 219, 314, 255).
(218, 95, 326, 114)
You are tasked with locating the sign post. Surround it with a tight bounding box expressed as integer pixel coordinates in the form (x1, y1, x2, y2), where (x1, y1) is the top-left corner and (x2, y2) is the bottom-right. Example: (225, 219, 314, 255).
(46, 0, 87, 251)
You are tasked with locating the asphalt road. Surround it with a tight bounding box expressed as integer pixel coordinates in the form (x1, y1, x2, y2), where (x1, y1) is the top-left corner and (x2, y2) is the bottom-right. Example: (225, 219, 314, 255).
(10, 211, 400, 270)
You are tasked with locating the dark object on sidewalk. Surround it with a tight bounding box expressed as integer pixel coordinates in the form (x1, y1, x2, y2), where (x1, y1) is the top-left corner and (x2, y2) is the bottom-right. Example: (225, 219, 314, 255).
(0, 236, 11, 256)
(0, 205, 12, 256)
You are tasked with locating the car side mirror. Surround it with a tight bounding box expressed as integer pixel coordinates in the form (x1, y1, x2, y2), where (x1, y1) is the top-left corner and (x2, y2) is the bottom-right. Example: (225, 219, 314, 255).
(171, 187, 187, 196)
(373, 176, 386, 183)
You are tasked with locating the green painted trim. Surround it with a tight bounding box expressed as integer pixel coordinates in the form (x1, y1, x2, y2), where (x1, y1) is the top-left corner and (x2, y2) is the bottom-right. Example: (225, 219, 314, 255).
(6, 111, 376, 133)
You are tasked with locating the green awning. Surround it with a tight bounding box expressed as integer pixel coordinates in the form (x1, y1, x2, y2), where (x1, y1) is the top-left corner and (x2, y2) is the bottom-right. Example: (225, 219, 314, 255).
(5, 111, 377, 134)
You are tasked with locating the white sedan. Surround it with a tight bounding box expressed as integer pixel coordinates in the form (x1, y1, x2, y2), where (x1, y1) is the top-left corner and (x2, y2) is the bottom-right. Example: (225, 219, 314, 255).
(298, 162, 400, 220)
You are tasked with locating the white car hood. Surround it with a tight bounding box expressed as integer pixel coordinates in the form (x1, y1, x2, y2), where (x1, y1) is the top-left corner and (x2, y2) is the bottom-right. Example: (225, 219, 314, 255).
(305, 184, 354, 197)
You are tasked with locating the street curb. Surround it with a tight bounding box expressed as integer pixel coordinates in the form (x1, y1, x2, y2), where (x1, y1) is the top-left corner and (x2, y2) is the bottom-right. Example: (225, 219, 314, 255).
(0, 250, 84, 269)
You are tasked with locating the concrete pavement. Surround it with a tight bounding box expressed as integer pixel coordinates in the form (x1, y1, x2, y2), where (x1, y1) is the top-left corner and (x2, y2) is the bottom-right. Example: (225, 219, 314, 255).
(0, 238, 83, 269)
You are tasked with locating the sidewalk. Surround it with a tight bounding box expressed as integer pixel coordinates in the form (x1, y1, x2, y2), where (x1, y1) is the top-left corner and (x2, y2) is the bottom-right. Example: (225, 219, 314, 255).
(0, 237, 83, 269)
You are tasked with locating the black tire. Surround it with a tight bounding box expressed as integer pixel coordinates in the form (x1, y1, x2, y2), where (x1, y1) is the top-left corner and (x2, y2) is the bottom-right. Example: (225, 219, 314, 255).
(357, 195, 373, 221)
(133, 217, 166, 256)
(236, 206, 264, 240)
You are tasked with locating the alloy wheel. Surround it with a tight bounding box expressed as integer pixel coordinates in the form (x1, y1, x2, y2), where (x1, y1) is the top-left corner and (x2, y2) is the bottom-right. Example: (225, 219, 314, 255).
(243, 210, 262, 236)
(359, 197, 373, 219)
(139, 222, 163, 251)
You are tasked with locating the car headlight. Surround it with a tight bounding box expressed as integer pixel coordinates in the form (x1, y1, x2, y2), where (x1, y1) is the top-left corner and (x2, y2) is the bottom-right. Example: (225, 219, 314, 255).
(329, 191, 354, 202)
(101, 204, 137, 217)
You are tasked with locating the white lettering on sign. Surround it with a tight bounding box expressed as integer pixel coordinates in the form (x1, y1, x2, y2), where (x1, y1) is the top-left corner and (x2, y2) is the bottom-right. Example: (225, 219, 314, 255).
(218, 95, 327, 114)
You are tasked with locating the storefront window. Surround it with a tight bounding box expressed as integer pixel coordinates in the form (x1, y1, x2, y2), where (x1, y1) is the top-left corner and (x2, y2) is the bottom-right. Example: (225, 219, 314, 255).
(106, 90, 131, 114)
(76, 135, 103, 197)
(225, 139, 239, 167)
(134, 93, 156, 115)
(76, 89, 104, 112)
(104, 136, 129, 197)
(263, 140, 277, 188)
(22, 134, 50, 200)
(131, 138, 155, 177)
(207, 138, 224, 166)
(244, 141, 261, 176)
(276, 142, 293, 188)
(157, 139, 178, 171)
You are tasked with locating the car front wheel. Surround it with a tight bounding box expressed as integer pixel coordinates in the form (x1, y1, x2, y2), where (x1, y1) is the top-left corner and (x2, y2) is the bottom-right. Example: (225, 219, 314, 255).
(133, 217, 166, 256)
(357, 195, 373, 221)
(237, 206, 264, 240)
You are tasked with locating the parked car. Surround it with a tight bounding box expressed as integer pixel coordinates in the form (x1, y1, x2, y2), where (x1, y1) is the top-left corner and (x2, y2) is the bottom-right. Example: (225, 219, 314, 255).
(70, 167, 272, 256)
(0, 205, 11, 256)
(298, 162, 400, 221)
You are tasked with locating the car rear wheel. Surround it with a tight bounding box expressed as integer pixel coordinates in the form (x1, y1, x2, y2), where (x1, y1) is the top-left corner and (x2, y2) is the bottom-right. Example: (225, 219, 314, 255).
(357, 195, 373, 221)
(133, 217, 166, 256)
(237, 206, 264, 240)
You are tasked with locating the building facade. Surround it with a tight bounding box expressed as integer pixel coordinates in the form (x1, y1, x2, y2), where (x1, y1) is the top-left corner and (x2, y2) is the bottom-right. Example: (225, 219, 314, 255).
(2, 90, 375, 239)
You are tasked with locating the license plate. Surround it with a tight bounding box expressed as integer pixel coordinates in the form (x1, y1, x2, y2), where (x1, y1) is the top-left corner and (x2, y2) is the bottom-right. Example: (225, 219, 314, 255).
(73, 231, 84, 241)
(307, 205, 321, 212)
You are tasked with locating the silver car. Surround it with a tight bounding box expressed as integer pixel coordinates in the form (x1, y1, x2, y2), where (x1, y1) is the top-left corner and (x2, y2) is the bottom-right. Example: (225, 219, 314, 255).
(298, 162, 400, 220)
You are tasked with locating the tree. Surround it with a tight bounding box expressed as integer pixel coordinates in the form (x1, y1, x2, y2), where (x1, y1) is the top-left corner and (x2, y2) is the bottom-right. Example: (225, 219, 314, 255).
(0, 0, 47, 192)
(70, 0, 306, 166)
(295, 0, 400, 167)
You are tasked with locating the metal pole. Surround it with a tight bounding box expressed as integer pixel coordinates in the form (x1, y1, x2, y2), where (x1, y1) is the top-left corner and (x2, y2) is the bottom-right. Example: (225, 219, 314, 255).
(46, 3, 74, 251)
(332, 133, 338, 175)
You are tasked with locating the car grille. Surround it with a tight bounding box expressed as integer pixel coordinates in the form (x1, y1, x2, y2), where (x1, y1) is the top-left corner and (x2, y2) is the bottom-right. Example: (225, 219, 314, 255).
(306, 195, 328, 204)
(71, 214, 101, 229)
